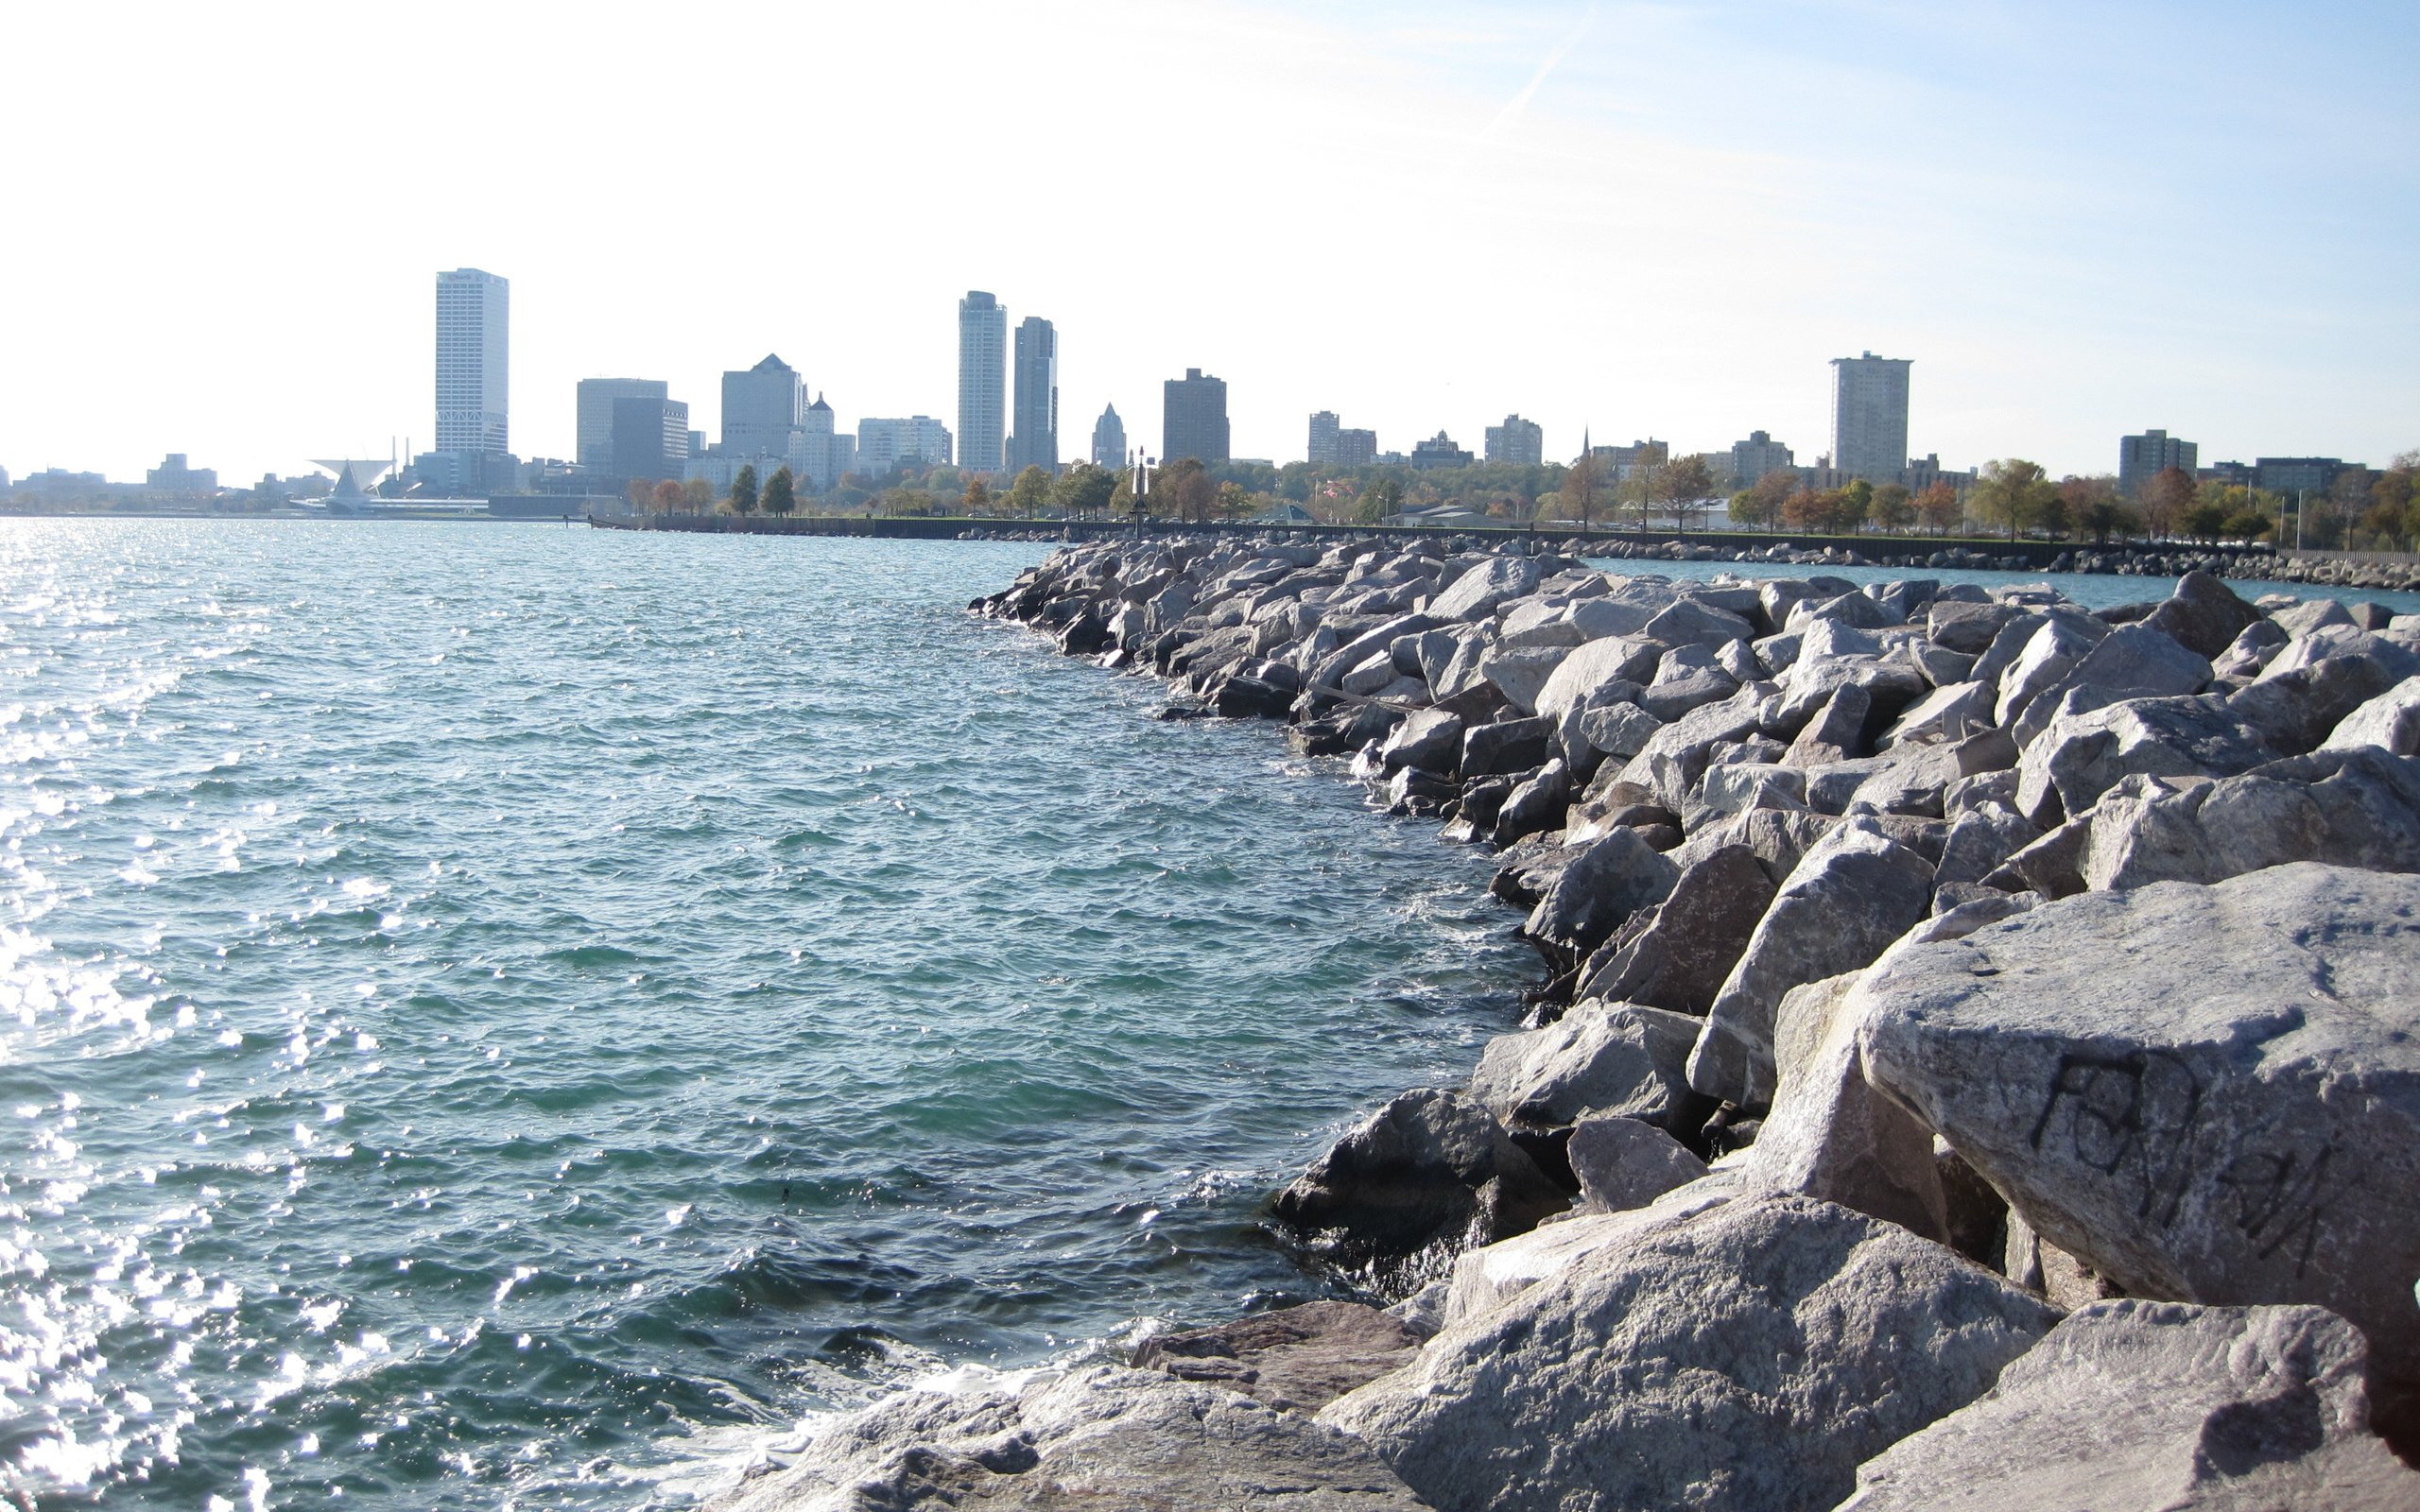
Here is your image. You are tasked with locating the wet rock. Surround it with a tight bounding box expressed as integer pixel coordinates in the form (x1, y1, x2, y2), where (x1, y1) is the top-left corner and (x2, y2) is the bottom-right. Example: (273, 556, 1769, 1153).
(1319, 1194, 2058, 1512)
(1841, 1301, 2420, 1512)
(1689, 821, 1934, 1110)
(1470, 1000, 1703, 1134)
(711, 1365, 1429, 1511)
(1270, 1089, 1568, 1280)
(1573, 844, 1778, 1014)
(1491, 834, 1580, 907)
(1132, 1301, 1421, 1415)
(1567, 1114, 1708, 1213)
(1858, 864, 2420, 1382)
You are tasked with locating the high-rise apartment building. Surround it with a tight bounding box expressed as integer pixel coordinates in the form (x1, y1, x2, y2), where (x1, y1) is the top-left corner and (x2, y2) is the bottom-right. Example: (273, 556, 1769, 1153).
(1307, 411, 1341, 466)
(577, 378, 669, 471)
(1829, 352, 1911, 484)
(1335, 428, 1377, 468)
(1007, 317, 1058, 474)
(721, 354, 803, 459)
(2118, 429, 2199, 498)
(858, 416, 954, 473)
(1092, 404, 1127, 468)
(610, 395, 691, 481)
(435, 267, 510, 456)
(1163, 368, 1229, 464)
(958, 292, 1007, 473)
(1728, 430, 1795, 487)
(1483, 415, 1544, 467)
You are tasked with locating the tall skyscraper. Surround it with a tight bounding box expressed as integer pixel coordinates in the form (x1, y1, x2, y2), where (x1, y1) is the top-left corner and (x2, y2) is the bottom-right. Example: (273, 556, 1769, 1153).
(958, 292, 1007, 473)
(1091, 404, 1127, 468)
(857, 417, 955, 473)
(721, 354, 804, 458)
(1484, 415, 1544, 466)
(1727, 430, 1796, 487)
(1163, 368, 1229, 464)
(577, 378, 668, 471)
(435, 268, 510, 456)
(1829, 352, 1910, 483)
(1007, 317, 1059, 473)
(2118, 429, 2198, 498)
(1307, 411, 1341, 466)
(609, 395, 691, 481)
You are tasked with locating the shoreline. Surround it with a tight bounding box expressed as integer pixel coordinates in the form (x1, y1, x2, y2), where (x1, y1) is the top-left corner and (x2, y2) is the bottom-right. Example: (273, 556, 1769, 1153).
(717, 530, 2420, 1510)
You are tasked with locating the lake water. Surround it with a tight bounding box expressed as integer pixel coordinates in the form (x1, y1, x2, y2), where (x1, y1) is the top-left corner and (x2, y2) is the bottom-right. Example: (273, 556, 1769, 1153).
(0, 520, 1527, 1509)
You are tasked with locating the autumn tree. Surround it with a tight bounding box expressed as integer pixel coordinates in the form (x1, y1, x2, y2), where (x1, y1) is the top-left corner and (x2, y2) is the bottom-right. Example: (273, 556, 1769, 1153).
(1656, 454, 1716, 530)
(683, 476, 715, 510)
(1153, 456, 1216, 522)
(1560, 452, 1605, 528)
(728, 464, 759, 515)
(2142, 466, 2196, 541)
(1970, 458, 2055, 541)
(1914, 482, 1963, 535)
(963, 477, 991, 513)
(762, 465, 797, 518)
(1729, 469, 1794, 528)
(650, 479, 683, 511)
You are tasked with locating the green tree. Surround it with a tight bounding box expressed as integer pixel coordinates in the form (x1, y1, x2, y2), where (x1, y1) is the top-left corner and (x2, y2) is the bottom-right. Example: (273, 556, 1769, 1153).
(1357, 476, 1403, 523)
(1969, 458, 2054, 541)
(1870, 482, 1914, 533)
(1657, 454, 1717, 530)
(1729, 469, 1794, 528)
(1050, 462, 1117, 519)
(2180, 501, 2230, 541)
(2078, 499, 2135, 546)
(1153, 456, 1216, 522)
(1009, 465, 1052, 517)
(683, 476, 715, 510)
(729, 464, 759, 515)
(1839, 478, 1875, 534)
(762, 465, 797, 518)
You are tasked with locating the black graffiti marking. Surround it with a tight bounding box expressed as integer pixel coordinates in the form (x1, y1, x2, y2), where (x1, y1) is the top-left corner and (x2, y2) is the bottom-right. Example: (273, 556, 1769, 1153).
(2029, 1051, 2204, 1229)
(2215, 1142, 2339, 1280)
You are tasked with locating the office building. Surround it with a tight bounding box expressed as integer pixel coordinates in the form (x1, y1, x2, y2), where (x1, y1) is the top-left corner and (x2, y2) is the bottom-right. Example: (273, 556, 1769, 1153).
(1728, 430, 1795, 488)
(1007, 317, 1059, 473)
(1335, 428, 1377, 468)
(611, 395, 692, 481)
(1092, 404, 1127, 468)
(721, 353, 803, 459)
(1483, 415, 1544, 467)
(435, 267, 510, 456)
(1410, 431, 1475, 469)
(1307, 411, 1341, 466)
(858, 416, 953, 473)
(1829, 352, 1911, 483)
(1163, 368, 1229, 463)
(2119, 430, 2198, 498)
(958, 291, 1007, 473)
(787, 396, 856, 492)
(145, 454, 217, 494)
(577, 379, 669, 471)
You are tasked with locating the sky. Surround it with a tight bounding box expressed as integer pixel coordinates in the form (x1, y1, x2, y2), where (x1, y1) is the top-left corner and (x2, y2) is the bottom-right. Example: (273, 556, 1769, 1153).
(2, 0, 2415, 486)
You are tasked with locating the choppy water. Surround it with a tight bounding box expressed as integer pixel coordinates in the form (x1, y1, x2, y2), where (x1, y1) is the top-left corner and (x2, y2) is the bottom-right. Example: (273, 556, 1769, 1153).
(0, 521, 1530, 1509)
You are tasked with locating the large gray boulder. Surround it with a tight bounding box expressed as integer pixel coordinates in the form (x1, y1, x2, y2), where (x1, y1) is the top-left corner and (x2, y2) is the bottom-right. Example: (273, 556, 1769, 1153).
(1641, 597, 1755, 650)
(1841, 1301, 2420, 1511)
(711, 1365, 1429, 1511)
(1470, 1000, 1703, 1133)
(1318, 1194, 2058, 1512)
(1377, 707, 1463, 774)
(1523, 827, 1681, 971)
(1270, 1089, 1567, 1280)
(1858, 865, 2420, 1382)
(1574, 844, 1777, 1014)
(2013, 693, 2274, 826)
(2139, 570, 2264, 660)
(1426, 554, 1541, 621)
(1132, 1301, 1422, 1415)
(1534, 637, 1662, 725)
(1478, 644, 1574, 716)
(1689, 822, 1935, 1110)
(1567, 1114, 1709, 1213)
(2007, 623, 2212, 747)
(2324, 674, 2420, 754)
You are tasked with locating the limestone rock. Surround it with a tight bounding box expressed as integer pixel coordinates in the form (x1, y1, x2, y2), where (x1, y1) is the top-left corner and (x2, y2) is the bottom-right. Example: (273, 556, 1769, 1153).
(1469, 1000, 1703, 1133)
(1567, 1114, 1709, 1213)
(1841, 1301, 2420, 1512)
(1478, 644, 1573, 716)
(711, 1365, 1430, 1511)
(1522, 827, 1681, 971)
(1576, 699, 1661, 760)
(1132, 1301, 1421, 1415)
(1377, 708, 1463, 775)
(2013, 693, 2273, 827)
(1320, 1194, 2058, 1512)
(2324, 674, 2420, 754)
(1574, 844, 1777, 1014)
(1534, 638, 1662, 725)
(1491, 758, 1572, 846)
(1270, 1089, 1568, 1280)
(1459, 715, 1553, 779)
(1858, 864, 2420, 1381)
(1641, 597, 1755, 650)
(2139, 570, 2264, 660)
(1689, 822, 1934, 1110)
(1426, 554, 1542, 622)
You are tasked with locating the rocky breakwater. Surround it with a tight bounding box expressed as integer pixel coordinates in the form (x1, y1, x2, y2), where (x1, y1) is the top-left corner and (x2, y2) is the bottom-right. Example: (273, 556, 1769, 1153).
(714, 538, 2420, 1511)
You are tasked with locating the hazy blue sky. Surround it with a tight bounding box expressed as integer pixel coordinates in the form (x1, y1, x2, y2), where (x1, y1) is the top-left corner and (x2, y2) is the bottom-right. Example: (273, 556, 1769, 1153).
(3, 0, 2412, 485)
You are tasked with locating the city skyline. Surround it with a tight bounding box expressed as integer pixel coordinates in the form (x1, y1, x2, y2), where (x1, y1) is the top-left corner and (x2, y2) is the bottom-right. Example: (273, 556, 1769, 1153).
(3, 2, 2413, 484)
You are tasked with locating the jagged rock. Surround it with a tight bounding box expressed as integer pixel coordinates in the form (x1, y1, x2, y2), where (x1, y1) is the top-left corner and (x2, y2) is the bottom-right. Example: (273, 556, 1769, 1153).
(1383, 765, 1456, 816)
(2272, 596, 2357, 639)
(1491, 834, 1580, 907)
(711, 1365, 1429, 1511)
(1784, 683, 1873, 766)
(1270, 1088, 1567, 1280)
(1642, 597, 1755, 650)
(1879, 680, 1995, 748)
(1933, 800, 2040, 888)
(1437, 1176, 1738, 1329)
(2228, 643, 2415, 754)
(1699, 762, 1806, 816)
(1841, 1301, 2420, 1512)
(1616, 690, 1769, 810)
(1460, 715, 1553, 779)
(1567, 1114, 1708, 1213)
(1492, 758, 1572, 846)
(2324, 674, 2420, 754)
(2013, 694, 2274, 827)
(1689, 821, 1934, 1110)
(2212, 616, 2290, 679)
(1523, 827, 1681, 970)
(1426, 555, 1542, 621)
(1470, 1000, 1703, 1132)
(2028, 620, 2215, 746)
(1993, 618, 2100, 729)
(1743, 972, 1948, 1242)
(1376, 707, 1463, 775)
(2139, 570, 2264, 659)
(1573, 845, 1775, 1013)
(1214, 672, 1298, 718)
(1132, 1301, 1421, 1415)
(1576, 699, 1661, 760)
(1478, 644, 1573, 715)
(1640, 662, 1739, 722)
(1845, 742, 1963, 818)
(1927, 599, 2023, 655)
(1319, 1194, 2058, 1512)
(1534, 638, 1663, 724)
(1858, 864, 2420, 1382)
